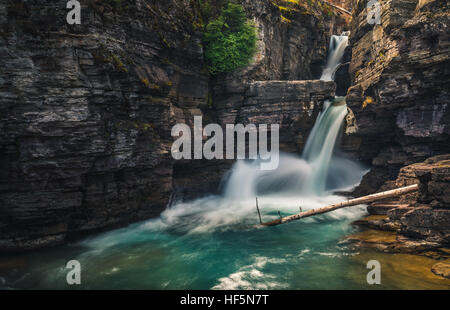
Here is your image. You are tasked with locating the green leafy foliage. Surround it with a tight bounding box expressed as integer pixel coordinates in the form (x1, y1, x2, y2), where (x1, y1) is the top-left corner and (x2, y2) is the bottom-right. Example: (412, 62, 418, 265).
(202, 3, 257, 75)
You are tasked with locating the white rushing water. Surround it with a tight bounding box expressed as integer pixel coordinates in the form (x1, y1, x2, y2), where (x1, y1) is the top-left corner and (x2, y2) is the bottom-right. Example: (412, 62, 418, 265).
(0, 32, 374, 291)
(222, 31, 362, 200)
(320, 33, 349, 81)
(221, 105, 363, 200)
(137, 30, 364, 233)
(143, 30, 364, 235)
(3, 32, 444, 291)
(83, 30, 364, 253)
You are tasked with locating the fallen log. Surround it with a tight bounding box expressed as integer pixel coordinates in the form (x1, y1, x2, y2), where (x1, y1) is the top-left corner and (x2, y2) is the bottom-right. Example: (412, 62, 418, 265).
(259, 184, 419, 227)
(318, 0, 352, 16)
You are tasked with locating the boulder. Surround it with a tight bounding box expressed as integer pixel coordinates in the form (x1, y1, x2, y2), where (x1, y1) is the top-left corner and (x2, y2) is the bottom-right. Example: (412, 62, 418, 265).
(431, 260, 450, 279)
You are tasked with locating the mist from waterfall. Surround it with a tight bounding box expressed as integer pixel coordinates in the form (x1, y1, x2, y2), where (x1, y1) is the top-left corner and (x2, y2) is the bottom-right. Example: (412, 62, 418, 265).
(4, 29, 444, 291)
(222, 31, 363, 200)
(0, 33, 379, 292)
(221, 102, 363, 200)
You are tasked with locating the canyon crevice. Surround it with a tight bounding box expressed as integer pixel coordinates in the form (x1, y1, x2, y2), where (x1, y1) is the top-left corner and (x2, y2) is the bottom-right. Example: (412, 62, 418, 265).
(0, 0, 448, 255)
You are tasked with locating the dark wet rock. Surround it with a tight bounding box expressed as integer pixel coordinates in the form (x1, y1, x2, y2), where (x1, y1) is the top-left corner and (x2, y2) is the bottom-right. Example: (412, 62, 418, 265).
(334, 62, 351, 96)
(345, 0, 450, 193)
(394, 154, 450, 209)
(399, 206, 450, 245)
(237, 80, 336, 152)
(0, 0, 210, 252)
(352, 166, 399, 197)
(0, 0, 339, 252)
(171, 159, 233, 203)
(334, 45, 352, 96)
(354, 155, 450, 252)
(346, 229, 442, 253)
(351, 215, 400, 231)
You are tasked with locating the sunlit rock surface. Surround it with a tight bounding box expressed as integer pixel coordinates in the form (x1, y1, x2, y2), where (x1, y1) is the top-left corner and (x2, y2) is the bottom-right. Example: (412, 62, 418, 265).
(431, 260, 450, 279)
(353, 155, 450, 252)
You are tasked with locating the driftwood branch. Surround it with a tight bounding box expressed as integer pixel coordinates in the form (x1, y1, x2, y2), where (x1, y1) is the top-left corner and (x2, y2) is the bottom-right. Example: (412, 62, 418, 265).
(318, 0, 352, 16)
(259, 184, 419, 227)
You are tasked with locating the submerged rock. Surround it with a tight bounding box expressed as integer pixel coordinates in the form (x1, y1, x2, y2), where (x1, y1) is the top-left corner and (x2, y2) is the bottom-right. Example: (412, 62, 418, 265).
(431, 260, 450, 279)
(350, 249, 450, 287)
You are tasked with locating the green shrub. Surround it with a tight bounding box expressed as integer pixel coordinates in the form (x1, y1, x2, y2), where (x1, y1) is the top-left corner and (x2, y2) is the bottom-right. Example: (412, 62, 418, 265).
(203, 3, 257, 75)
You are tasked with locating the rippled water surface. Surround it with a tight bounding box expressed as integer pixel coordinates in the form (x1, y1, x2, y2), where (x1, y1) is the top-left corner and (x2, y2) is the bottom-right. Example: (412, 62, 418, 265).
(1, 192, 448, 289)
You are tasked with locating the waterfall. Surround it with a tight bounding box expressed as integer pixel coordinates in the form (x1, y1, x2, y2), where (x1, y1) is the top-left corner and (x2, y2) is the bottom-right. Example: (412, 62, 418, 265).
(221, 97, 356, 199)
(302, 98, 348, 193)
(320, 34, 349, 82)
(300, 32, 353, 193)
(222, 31, 362, 198)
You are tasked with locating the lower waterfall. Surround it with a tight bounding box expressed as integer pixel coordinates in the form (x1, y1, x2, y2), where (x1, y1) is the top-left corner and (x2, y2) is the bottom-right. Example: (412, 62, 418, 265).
(3, 33, 417, 290)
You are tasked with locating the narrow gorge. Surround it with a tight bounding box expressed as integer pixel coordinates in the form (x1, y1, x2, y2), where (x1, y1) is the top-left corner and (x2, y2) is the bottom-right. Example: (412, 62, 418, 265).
(0, 0, 449, 289)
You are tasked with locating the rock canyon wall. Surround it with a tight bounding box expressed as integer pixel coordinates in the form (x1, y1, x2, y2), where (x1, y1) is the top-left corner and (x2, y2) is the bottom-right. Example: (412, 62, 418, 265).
(0, 0, 340, 251)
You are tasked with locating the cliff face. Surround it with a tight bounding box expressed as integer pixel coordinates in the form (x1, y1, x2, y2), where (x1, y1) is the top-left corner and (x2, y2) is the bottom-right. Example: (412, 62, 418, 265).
(345, 0, 450, 253)
(0, 0, 339, 252)
(170, 0, 345, 206)
(0, 0, 211, 251)
(236, 80, 335, 152)
(395, 155, 450, 245)
(213, 0, 345, 126)
(344, 0, 450, 194)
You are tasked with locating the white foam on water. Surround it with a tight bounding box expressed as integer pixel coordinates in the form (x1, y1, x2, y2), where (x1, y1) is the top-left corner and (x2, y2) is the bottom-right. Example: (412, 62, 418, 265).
(212, 256, 289, 290)
(81, 30, 366, 248)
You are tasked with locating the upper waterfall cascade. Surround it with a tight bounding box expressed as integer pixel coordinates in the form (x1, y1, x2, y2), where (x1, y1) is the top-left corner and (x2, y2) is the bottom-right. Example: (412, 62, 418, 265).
(222, 32, 364, 198)
(320, 33, 349, 82)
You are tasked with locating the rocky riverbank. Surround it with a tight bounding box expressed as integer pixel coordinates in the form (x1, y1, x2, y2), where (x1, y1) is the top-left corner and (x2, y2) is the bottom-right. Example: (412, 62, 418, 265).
(340, 0, 450, 281)
(349, 154, 450, 279)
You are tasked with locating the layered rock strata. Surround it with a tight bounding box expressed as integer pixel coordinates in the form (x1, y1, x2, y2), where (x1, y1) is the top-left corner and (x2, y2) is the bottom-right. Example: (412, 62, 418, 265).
(353, 154, 450, 252)
(344, 0, 450, 194)
(0, 0, 339, 251)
